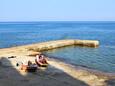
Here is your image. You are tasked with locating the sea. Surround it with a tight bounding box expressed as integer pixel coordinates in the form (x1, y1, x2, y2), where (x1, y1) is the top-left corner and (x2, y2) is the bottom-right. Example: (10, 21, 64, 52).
(0, 21, 115, 73)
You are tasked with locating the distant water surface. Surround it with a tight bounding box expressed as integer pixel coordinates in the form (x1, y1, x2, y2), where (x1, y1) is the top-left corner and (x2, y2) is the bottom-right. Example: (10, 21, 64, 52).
(0, 21, 115, 73)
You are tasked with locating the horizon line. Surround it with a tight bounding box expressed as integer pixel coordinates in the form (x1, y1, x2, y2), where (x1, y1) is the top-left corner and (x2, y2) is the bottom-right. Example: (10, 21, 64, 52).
(0, 20, 115, 23)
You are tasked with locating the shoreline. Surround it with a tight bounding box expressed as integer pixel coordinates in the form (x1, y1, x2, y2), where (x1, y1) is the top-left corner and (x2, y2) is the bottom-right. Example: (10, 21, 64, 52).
(47, 56, 115, 77)
(44, 53, 115, 75)
(0, 39, 115, 86)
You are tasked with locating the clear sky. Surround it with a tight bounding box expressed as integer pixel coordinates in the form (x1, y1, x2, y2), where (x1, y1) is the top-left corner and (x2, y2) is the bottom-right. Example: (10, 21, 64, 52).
(0, 0, 115, 21)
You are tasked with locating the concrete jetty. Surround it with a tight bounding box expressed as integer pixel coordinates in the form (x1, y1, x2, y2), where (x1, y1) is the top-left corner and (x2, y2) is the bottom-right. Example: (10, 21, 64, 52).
(26, 39, 99, 52)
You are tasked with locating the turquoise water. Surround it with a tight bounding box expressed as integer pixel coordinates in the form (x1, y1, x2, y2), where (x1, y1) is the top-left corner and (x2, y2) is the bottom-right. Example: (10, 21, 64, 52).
(44, 46, 115, 73)
(0, 21, 115, 73)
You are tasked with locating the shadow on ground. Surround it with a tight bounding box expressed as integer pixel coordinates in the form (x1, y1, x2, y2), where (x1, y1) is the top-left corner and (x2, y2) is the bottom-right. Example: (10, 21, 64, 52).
(0, 57, 89, 86)
(105, 79, 115, 86)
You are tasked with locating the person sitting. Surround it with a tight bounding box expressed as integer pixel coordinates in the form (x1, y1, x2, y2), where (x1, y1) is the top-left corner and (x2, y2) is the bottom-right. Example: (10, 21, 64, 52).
(35, 54, 48, 67)
(28, 60, 32, 66)
(21, 60, 37, 72)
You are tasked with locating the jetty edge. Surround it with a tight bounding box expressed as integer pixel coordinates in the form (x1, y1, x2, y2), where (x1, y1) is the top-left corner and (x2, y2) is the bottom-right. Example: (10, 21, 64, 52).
(26, 39, 99, 52)
(0, 39, 99, 56)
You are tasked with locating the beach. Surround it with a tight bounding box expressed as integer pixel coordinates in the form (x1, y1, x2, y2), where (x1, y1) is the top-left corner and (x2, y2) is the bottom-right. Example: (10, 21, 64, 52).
(0, 40, 115, 86)
(1, 0, 115, 85)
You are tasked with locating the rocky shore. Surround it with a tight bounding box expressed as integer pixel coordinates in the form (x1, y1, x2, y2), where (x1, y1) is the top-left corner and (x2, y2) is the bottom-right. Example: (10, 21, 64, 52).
(0, 39, 115, 86)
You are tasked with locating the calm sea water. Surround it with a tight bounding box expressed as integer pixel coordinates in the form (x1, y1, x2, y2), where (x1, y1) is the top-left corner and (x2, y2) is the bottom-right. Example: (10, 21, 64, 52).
(0, 21, 115, 73)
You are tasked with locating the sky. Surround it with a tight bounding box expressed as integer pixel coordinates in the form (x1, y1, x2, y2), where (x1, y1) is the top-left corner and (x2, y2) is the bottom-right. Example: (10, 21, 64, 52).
(0, 0, 115, 21)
